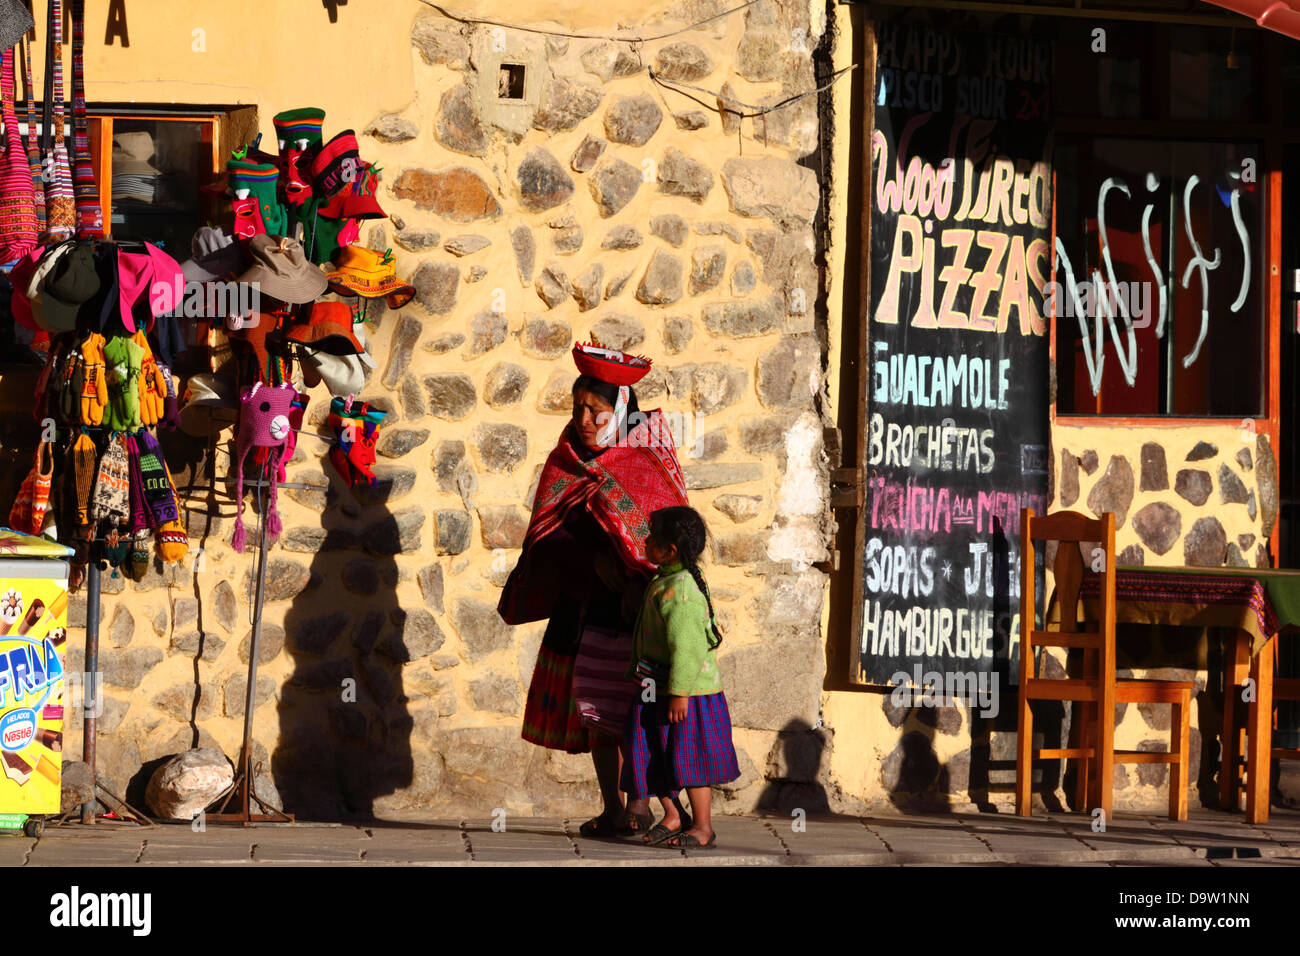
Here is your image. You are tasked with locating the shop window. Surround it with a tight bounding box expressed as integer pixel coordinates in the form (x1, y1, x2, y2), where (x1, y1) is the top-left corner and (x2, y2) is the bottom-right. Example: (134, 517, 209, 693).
(1053, 135, 1265, 417)
(105, 116, 215, 254)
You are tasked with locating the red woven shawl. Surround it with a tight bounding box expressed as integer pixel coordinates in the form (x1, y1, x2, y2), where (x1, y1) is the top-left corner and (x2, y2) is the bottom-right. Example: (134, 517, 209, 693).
(498, 408, 688, 625)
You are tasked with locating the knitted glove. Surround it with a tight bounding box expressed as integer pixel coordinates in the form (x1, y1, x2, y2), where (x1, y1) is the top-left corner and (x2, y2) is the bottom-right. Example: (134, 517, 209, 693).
(158, 365, 181, 431)
(133, 332, 166, 427)
(104, 335, 144, 432)
(79, 333, 108, 426)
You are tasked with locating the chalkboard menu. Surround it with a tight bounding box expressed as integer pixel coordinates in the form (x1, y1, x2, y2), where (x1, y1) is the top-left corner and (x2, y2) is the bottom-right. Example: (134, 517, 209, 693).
(858, 24, 1053, 686)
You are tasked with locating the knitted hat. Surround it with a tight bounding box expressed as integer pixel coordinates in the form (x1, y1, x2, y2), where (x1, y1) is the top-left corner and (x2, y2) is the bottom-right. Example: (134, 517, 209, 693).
(129, 529, 151, 580)
(102, 526, 129, 569)
(89, 433, 130, 531)
(228, 159, 286, 237)
(71, 431, 97, 526)
(230, 380, 299, 552)
(136, 429, 179, 527)
(155, 517, 188, 566)
(273, 108, 326, 152)
(124, 435, 151, 533)
(232, 196, 267, 240)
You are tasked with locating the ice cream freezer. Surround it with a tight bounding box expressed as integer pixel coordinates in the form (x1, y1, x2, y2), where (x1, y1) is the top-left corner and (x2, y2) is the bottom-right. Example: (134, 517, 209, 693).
(0, 530, 73, 819)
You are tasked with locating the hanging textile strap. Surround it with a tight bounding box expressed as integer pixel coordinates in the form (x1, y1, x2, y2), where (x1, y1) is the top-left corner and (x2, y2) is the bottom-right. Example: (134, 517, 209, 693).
(69, 0, 100, 237)
(41, 0, 75, 238)
(20, 32, 44, 234)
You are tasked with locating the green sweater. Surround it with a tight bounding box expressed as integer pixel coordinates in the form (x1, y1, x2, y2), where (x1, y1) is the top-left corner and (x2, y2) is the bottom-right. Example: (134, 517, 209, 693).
(627, 562, 722, 697)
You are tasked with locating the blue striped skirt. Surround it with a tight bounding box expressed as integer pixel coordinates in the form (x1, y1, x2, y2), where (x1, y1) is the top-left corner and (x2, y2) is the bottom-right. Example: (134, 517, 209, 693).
(620, 691, 740, 798)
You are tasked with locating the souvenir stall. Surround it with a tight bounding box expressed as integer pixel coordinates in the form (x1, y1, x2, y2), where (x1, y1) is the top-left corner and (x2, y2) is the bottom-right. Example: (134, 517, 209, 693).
(0, 1, 414, 823)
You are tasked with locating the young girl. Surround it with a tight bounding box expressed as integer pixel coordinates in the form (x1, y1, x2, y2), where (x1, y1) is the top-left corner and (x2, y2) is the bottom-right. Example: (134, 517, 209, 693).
(621, 506, 740, 849)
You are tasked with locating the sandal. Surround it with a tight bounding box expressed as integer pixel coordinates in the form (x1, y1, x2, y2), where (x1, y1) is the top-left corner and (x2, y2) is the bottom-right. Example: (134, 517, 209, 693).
(642, 823, 679, 846)
(577, 813, 620, 838)
(615, 808, 654, 837)
(659, 831, 717, 849)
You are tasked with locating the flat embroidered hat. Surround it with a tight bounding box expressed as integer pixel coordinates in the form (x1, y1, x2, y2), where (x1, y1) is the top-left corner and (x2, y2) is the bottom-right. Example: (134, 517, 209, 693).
(326, 246, 414, 309)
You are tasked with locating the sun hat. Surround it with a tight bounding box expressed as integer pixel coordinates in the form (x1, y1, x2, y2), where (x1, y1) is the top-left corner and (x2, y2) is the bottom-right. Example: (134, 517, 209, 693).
(179, 372, 238, 437)
(326, 246, 414, 309)
(300, 321, 376, 397)
(181, 225, 245, 283)
(111, 131, 161, 176)
(113, 242, 185, 334)
(25, 240, 75, 330)
(37, 242, 101, 332)
(8, 243, 45, 331)
(274, 107, 326, 152)
(238, 234, 328, 304)
(286, 300, 365, 355)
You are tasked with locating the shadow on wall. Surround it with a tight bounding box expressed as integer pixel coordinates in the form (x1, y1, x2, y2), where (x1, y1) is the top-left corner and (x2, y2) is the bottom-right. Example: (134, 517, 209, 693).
(272, 470, 414, 821)
(755, 719, 831, 814)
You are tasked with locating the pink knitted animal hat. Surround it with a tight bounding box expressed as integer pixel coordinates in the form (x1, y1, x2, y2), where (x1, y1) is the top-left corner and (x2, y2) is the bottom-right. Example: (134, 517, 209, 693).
(231, 380, 299, 552)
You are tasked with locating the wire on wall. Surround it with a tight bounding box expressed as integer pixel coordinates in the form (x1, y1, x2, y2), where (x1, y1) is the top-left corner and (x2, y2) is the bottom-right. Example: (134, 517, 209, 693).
(416, 0, 764, 42)
(650, 63, 857, 119)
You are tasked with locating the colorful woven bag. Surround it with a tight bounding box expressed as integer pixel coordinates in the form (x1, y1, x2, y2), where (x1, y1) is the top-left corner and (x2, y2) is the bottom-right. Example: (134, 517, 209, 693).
(69, 0, 100, 237)
(0, 47, 36, 263)
(7, 439, 54, 535)
(40, 0, 75, 240)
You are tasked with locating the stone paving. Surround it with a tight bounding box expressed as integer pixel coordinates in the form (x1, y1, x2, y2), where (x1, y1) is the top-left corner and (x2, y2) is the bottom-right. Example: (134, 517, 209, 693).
(4, 806, 1300, 866)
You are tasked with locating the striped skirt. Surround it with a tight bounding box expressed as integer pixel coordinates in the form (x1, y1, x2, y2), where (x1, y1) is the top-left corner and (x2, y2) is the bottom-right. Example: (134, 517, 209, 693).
(572, 625, 637, 740)
(620, 691, 741, 798)
(521, 645, 590, 753)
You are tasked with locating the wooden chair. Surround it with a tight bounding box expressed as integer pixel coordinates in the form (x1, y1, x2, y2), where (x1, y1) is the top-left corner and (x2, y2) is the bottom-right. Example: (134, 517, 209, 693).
(1017, 509, 1193, 821)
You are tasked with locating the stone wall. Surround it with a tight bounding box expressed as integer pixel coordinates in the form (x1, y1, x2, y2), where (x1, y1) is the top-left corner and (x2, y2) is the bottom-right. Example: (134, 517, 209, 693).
(56, 0, 835, 819)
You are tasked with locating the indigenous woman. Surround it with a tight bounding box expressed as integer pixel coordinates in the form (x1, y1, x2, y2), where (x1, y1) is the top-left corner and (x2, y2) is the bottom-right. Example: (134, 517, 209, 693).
(499, 340, 689, 836)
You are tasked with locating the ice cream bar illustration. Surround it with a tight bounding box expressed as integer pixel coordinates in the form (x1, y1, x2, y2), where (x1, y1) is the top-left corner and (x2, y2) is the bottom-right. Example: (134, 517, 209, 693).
(1, 752, 31, 786)
(29, 591, 67, 637)
(0, 589, 22, 635)
(35, 755, 58, 786)
(37, 729, 61, 753)
(15, 598, 44, 637)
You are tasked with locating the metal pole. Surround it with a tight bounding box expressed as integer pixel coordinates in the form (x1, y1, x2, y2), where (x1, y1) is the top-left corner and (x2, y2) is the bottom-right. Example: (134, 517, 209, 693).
(237, 467, 272, 819)
(80, 554, 100, 825)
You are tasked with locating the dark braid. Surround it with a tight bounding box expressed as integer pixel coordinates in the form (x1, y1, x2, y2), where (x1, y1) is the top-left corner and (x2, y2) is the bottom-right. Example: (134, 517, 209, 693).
(649, 506, 723, 649)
